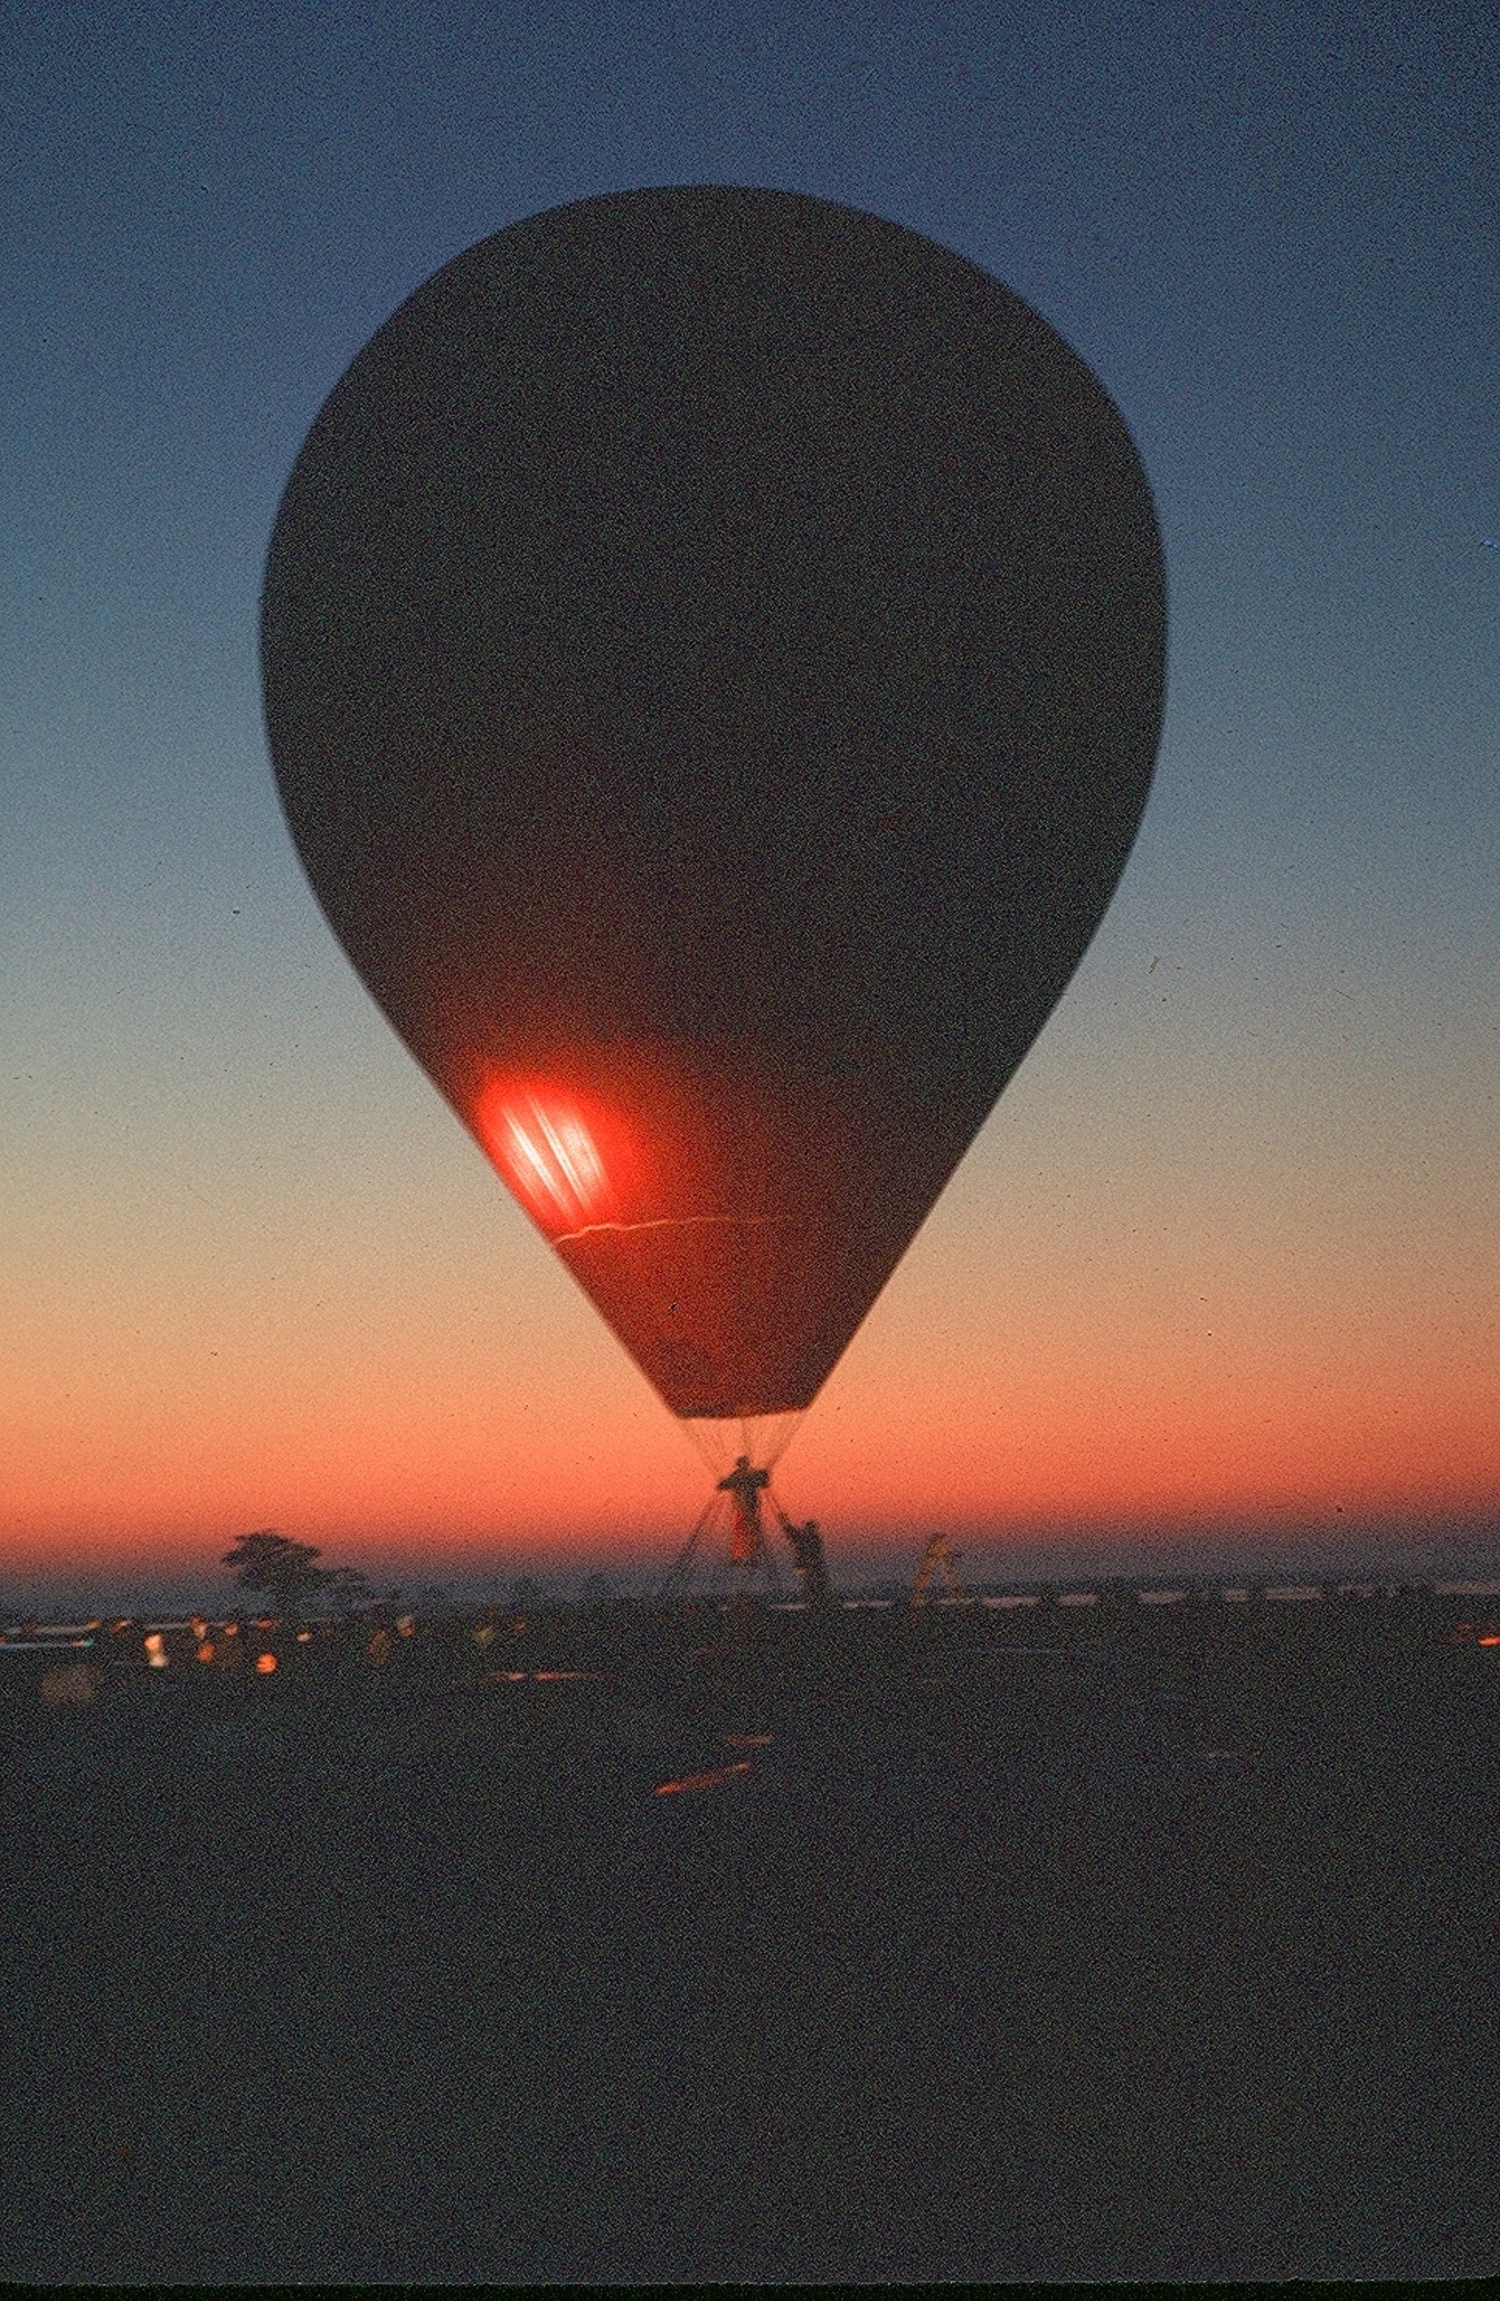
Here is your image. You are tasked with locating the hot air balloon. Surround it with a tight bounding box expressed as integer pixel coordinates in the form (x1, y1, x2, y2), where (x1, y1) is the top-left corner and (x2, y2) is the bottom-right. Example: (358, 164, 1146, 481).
(259, 186, 1166, 1564)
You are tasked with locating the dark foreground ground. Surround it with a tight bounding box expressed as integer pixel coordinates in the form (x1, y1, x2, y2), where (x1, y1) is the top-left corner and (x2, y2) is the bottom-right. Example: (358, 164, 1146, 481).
(2, 1596, 1497, 2285)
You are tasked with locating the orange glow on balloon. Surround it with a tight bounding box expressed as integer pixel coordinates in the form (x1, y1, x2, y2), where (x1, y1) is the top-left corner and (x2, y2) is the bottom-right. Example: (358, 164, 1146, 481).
(474, 1080, 633, 1235)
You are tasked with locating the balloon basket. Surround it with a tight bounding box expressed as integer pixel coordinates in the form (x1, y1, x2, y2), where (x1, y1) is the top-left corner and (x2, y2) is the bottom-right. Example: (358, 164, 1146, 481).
(657, 1469, 833, 1613)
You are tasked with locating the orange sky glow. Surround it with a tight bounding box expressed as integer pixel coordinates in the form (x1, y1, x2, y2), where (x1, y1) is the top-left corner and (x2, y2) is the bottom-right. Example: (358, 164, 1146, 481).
(6, 1012, 1495, 1587)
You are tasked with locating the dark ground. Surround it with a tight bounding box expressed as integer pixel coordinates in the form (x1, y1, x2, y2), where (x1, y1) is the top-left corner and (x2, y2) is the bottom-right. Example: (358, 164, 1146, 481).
(2, 1596, 1496, 2285)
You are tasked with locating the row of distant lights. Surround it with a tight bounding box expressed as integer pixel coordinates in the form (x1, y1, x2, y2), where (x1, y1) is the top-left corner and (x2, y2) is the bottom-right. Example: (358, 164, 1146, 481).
(8, 1614, 515, 1649)
(135, 1616, 425, 1671)
(125, 1621, 548, 1672)
(10, 1588, 1499, 1642)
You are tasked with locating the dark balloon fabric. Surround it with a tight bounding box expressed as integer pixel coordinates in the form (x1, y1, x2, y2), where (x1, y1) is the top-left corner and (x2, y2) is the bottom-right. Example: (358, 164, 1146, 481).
(260, 186, 1166, 1420)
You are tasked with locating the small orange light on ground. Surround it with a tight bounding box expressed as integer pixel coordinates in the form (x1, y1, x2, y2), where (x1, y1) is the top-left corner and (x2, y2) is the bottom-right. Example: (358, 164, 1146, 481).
(255, 1652, 277, 1674)
(197, 1641, 215, 1663)
(1480, 1635, 1500, 1647)
(654, 1760, 753, 1796)
(396, 1615, 415, 1636)
(296, 1629, 312, 1642)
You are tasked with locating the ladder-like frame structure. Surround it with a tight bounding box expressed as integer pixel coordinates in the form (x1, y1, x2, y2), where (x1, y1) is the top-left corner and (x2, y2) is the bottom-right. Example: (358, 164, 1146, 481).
(909, 1530, 968, 1608)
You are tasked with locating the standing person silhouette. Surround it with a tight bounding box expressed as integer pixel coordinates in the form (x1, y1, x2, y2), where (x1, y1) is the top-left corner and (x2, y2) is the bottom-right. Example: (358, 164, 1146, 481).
(780, 1514, 832, 1607)
(718, 1455, 770, 1566)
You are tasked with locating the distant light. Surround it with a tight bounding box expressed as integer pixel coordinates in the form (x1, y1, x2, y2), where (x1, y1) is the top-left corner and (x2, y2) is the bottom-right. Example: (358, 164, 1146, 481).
(1480, 1635, 1500, 1648)
(255, 1652, 277, 1674)
(296, 1629, 312, 1642)
(144, 1632, 167, 1669)
(654, 1760, 753, 1796)
(396, 1615, 415, 1636)
(197, 1641, 215, 1663)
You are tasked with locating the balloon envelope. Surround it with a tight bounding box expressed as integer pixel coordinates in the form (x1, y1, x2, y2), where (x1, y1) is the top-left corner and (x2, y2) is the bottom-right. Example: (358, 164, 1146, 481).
(260, 186, 1166, 1424)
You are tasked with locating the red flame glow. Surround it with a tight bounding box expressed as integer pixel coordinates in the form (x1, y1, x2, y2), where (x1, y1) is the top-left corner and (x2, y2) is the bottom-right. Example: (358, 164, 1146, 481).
(477, 1085, 620, 1233)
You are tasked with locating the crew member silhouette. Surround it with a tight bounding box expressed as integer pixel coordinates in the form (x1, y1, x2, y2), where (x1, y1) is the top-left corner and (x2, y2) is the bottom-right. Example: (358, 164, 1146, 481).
(718, 1455, 770, 1566)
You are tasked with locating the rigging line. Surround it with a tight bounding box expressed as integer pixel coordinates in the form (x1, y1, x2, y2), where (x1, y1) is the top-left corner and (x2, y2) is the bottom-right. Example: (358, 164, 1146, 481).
(552, 1213, 794, 1246)
(659, 1490, 720, 1600)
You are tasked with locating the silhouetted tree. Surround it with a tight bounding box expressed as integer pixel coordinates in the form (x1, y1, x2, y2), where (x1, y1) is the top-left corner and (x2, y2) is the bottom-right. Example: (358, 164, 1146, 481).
(222, 1530, 329, 1617)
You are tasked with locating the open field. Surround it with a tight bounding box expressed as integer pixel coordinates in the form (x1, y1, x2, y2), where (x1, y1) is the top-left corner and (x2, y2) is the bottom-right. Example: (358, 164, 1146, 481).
(2, 1594, 1496, 2283)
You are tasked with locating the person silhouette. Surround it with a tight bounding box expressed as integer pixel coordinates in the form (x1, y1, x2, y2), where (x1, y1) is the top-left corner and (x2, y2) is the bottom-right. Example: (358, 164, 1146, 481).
(781, 1515, 832, 1606)
(718, 1455, 770, 1566)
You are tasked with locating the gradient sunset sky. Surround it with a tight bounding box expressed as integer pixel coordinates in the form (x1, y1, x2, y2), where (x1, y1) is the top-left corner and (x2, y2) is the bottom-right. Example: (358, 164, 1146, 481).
(3, 2, 1497, 1597)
